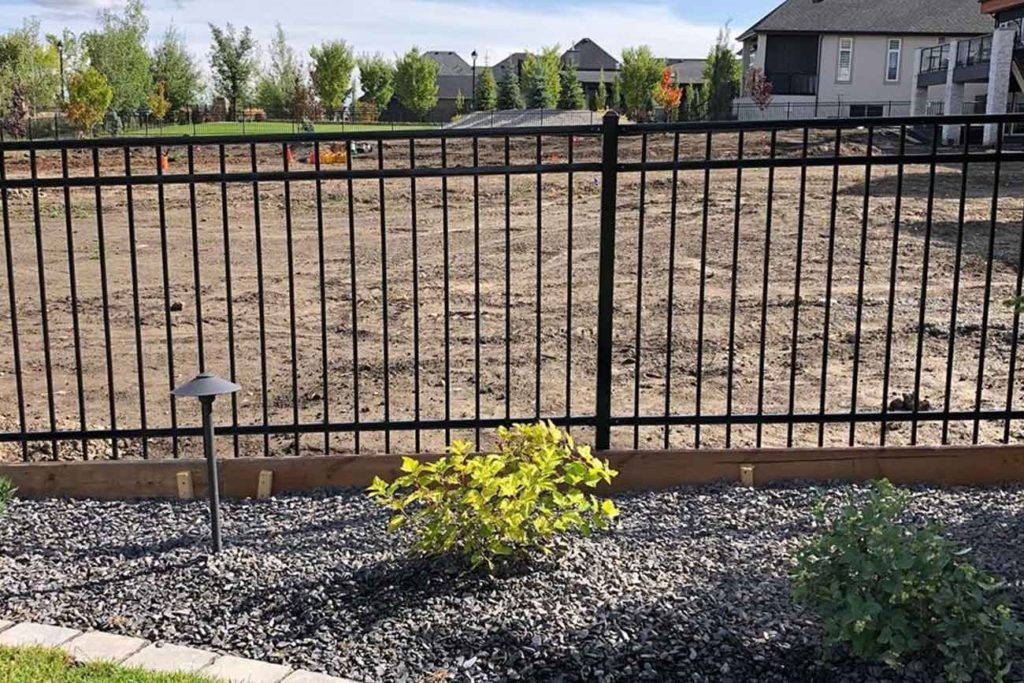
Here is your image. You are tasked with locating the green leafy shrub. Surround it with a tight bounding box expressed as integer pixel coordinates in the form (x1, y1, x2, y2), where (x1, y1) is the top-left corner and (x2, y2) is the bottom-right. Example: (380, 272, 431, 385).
(0, 477, 15, 516)
(368, 422, 619, 570)
(791, 479, 1019, 682)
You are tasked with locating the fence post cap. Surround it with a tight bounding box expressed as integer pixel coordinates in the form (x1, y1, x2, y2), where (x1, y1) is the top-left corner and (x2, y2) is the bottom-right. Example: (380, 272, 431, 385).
(602, 110, 620, 123)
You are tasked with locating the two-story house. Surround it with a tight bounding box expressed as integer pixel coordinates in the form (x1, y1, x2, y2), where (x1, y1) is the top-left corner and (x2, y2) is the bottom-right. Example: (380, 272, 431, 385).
(735, 0, 994, 120)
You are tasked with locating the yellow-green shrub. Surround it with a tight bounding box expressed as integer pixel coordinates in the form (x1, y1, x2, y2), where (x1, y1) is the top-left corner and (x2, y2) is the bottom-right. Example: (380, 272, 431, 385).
(368, 422, 619, 570)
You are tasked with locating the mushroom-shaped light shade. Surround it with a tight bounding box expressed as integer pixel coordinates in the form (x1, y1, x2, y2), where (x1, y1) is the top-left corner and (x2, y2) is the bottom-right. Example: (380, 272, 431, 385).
(171, 372, 241, 398)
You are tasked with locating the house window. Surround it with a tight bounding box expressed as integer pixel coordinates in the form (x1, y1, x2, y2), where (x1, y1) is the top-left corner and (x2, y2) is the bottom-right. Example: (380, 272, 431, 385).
(837, 37, 854, 82)
(886, 38, 902, 82)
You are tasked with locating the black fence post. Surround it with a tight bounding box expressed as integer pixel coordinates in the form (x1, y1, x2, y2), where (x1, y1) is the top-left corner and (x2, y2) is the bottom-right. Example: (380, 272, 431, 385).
(595, 110, 620, 451)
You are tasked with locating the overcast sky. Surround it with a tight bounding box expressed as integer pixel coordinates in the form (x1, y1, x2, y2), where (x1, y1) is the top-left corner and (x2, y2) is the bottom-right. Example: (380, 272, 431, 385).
(0, 0, 773, 68)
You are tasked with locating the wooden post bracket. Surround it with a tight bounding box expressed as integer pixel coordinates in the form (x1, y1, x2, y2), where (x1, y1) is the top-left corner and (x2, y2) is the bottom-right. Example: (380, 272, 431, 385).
(256, 470, 274, 499)
(739, 464, 755, 487)
(176, 471, 194, 500)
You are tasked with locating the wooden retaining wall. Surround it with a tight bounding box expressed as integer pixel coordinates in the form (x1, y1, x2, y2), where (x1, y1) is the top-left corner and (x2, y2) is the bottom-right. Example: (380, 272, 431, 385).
(2, 445, 1023, 500)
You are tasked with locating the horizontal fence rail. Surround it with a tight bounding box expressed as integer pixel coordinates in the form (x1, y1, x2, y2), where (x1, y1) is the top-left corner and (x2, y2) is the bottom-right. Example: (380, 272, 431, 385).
(1, 112, 1024, 461)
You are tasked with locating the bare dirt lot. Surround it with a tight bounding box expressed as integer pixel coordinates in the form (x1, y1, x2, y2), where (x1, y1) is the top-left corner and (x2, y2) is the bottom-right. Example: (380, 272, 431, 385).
(1, 126, 1023, 460)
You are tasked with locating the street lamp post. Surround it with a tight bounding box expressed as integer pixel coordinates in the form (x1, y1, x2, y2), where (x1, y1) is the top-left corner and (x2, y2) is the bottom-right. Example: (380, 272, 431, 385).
(57, 40, 65, 105)
(171, 372, 241, 553)
(471, 50, 478, 112)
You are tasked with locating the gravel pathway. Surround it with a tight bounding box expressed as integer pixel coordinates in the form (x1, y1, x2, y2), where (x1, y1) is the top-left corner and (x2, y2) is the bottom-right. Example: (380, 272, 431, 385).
(1, 483, 1022, 682)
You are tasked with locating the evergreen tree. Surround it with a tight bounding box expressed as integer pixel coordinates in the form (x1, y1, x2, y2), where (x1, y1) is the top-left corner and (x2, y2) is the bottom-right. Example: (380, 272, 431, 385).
(454, 88, 465, 116)
(703, 26, 741, 121)
(496, 69, 524, 109)
(610, 75, 621, 110)
(558, 60, 585, 110)
(474, 67, 497, 111)
(521, 47, 560, 109)
(594, 69, 607, 111)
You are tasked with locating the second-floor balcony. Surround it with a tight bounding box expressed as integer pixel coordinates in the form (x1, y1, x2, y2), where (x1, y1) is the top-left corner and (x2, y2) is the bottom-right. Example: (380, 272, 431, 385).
(956, 35, 992, 67)
(920, 44, 950, 74)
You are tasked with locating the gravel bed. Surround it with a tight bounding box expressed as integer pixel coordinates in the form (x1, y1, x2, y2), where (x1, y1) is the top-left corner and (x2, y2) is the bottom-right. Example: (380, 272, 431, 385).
(1, 482, 1022, 682)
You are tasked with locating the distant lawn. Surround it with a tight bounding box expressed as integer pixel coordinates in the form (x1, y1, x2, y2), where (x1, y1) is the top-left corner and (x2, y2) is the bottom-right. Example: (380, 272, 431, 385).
(0, 646, 217, 683)
(119, 120, 437, 137)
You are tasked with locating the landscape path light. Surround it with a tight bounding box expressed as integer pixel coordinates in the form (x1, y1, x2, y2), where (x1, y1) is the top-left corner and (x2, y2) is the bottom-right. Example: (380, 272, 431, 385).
(171, 372, 240, 553)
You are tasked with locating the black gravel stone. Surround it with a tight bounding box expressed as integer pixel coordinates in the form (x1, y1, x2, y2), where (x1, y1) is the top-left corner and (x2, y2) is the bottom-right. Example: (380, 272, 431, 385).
(1, 482, 1022, 682)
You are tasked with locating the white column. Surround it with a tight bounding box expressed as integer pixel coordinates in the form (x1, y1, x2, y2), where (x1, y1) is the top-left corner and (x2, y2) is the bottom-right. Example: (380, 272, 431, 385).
(910, 47, 929, 116)
(943, 40, 964, 144)
(984, 27, 1016, 146)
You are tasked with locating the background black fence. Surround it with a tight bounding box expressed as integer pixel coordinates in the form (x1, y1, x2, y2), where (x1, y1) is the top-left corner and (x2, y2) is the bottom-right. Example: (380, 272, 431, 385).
(1, 112, 1023, 461)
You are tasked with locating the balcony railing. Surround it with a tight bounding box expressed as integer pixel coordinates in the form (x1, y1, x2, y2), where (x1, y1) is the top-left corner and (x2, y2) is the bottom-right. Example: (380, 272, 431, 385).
(766, 72, 817, 96)
(920, 44, 950, 74)
(956, 35, 992, 67)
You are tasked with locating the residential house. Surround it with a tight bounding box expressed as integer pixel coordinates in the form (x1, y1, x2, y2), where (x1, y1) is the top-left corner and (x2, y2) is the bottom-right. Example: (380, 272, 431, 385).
(735, 0, 994, 120)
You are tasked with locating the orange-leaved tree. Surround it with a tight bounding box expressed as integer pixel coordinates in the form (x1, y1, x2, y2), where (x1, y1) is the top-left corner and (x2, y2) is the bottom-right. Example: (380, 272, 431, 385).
(653, 67, 681, 121)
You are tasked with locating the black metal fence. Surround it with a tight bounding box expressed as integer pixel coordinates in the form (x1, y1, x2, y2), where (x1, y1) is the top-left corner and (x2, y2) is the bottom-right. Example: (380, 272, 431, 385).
(1, 112, 1024, 461)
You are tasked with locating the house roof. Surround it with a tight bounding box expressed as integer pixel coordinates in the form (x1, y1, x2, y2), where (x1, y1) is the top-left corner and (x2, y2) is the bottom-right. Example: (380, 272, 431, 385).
(425, 51, 473, 76)
(492, 52, 526, 82)
(665, 58, 706, 85)
(738, 0, 994, 40)
(562, 38, 620, 71)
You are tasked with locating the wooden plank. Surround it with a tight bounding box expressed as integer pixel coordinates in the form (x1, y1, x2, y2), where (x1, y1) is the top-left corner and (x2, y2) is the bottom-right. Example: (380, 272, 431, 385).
(2, 445, 1024, 500)
(980, 0, 1023, 15)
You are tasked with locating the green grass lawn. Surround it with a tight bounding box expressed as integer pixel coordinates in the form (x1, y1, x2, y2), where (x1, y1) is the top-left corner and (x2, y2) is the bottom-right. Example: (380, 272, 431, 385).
(120, 120, 437, 137)
(0, 646, 218, 682)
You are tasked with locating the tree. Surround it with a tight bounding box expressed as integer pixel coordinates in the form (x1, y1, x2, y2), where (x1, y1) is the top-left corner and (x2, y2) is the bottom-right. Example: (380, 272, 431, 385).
(394, 47, 438, 120)
(84, 0, 151, 115)
(747, 66, 774, 111)
(521, 47, 560, 109)
(208, 23, 257, 119)
(558, 59, 585, 110)
(454, 89, 465, 117)
(357, 53, 395, 114)
(474, 67, 497, 111)
(594, 69, 607, 110)
(255, 24, 301, 115)
(610, 74, 621, 110)
(620, 46, 664, 121)
(146, 81, 170, 120)
(497, 68, 524, 110)
(151, 26, 201, 111)
(653, 67, 681, 121)
(67, 67, 112, 134)
(310, 40, 355, 111)
(703, 26, 741, 121)
(2, 83, 29, 137)
(681, 85, 704, 121)
(0, 20, 61, 115)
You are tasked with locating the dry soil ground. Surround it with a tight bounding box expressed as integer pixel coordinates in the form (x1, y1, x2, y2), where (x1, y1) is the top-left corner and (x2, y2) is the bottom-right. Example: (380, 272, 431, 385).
(1, 126, 1023, 460)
